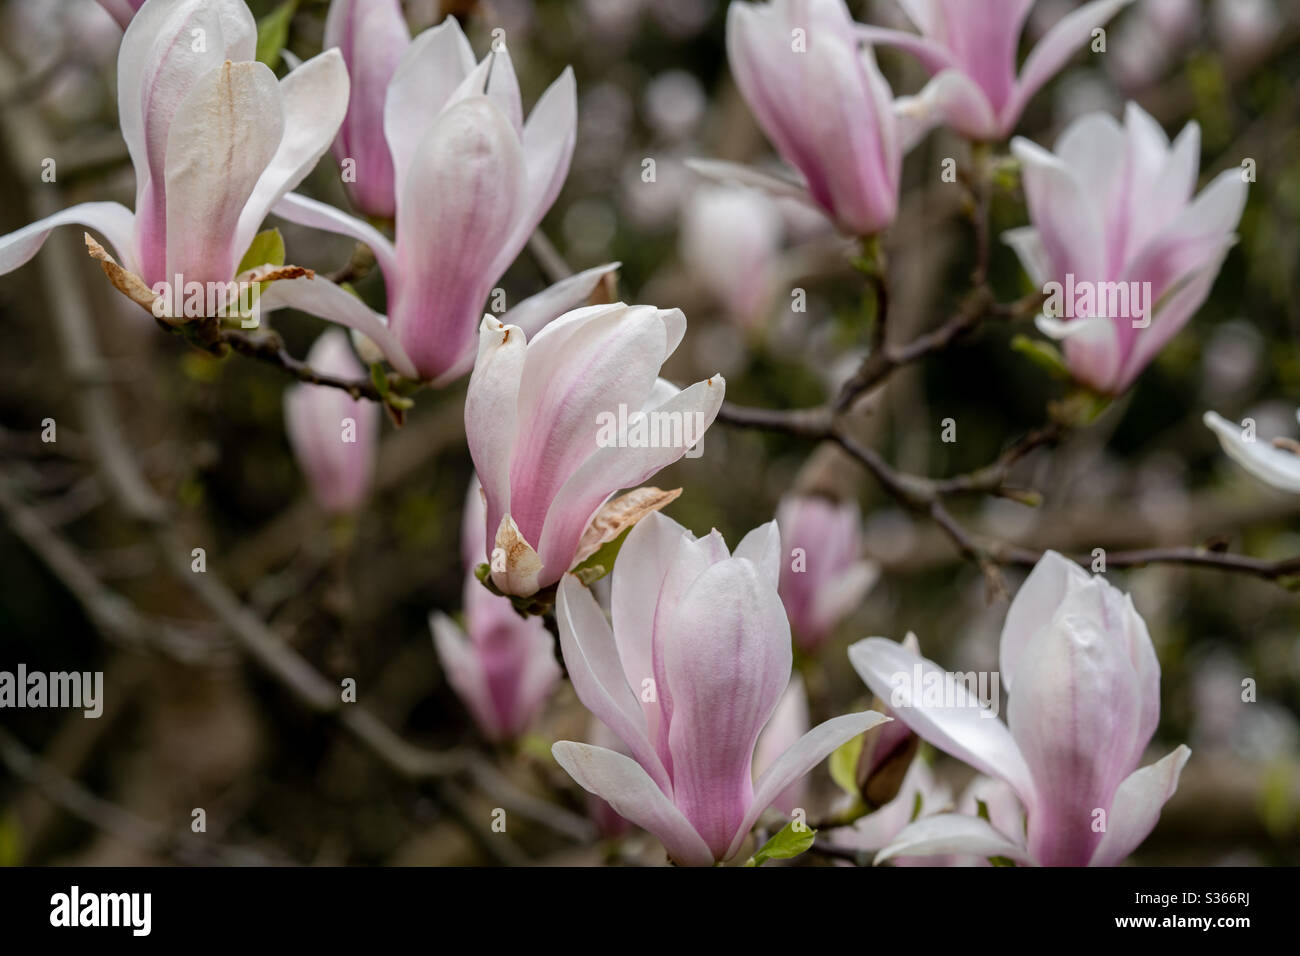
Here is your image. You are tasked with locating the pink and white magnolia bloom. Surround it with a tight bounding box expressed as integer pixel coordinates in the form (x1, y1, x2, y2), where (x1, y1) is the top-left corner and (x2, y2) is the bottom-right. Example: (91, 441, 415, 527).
(860, 0, 1135, 141)
(777, 494, 880, 654)
(283, 331, 379, 515)
(1007, 103, 1247, 395)
(1204, 409, 1300, 494)
(262, 16, 611, 384)
(465, 303, 726, 598)
(95, 0, 146, 29)
(829, 758, 954, 865)
(430, 477, 561, 741)
(324, 0, 410, 219)
(849, 551, 1190, 867)
(695, 0, 902, 236)
(552, 512, 888, 865)
(0, 0, 349, 298)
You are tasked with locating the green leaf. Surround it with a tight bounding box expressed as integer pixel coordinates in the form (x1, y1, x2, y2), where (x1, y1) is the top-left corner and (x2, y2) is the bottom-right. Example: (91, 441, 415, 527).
(1010, 333, 1069, 379)
(0, 811, 22, 866)
(744, 820, 817, 867)
(829, 732, 865, 797)
(569, 526, 633, 587)
(236, 228, 285, 274)
(256, 0, 298, 69)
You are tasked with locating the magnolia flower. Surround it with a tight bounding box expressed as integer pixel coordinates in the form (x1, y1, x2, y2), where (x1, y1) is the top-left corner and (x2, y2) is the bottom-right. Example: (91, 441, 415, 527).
(752, 674, 812, 815)
(430, 578, 561, 743)
(0, 0, 349, 309)
(324, 0, 410, 218)
(551, 512, 888, 865)
(859, 0, 1134, 141)
(262, 16, 611, 384)
(431, 477, 561, 741)
(95, 0, 146, 29)
(283, 332, 379, 515)
(680, 186, 783, 330)
(691, 0, 902, 236)
(1006, 103, 1247, 395)
(465, 303, 725, 598)
(1203, 410, 1300, 494)
(777, 494, 880, 654)
(849, 551, 1191, 866)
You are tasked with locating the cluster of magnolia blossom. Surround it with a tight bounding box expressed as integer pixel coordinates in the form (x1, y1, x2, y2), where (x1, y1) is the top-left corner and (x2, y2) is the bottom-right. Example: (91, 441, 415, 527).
(2, 0, 1277, 866)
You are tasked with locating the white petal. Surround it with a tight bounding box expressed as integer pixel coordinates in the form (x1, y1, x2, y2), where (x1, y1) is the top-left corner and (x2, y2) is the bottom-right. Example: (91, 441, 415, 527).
(0, 202, 137, 277)
(1089, 745, 1190, 866)
(1204, 410, 1300, 493)
(875, 813, 1037, 866)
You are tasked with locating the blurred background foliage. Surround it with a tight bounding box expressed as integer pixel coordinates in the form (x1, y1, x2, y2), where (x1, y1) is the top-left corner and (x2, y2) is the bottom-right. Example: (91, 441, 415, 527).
(0, 0, 1298, 865)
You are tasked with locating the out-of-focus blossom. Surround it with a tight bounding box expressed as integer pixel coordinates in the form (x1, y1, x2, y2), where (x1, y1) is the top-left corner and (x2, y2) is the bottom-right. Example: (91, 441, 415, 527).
(263, 17, 612, 383)
(850, 551, 1190, 866)
(697, 0, 902, 236)
(680, 186, 783, 330)
(324, 0, 410, 218)
(465, 304, 725, 597)
(1110, 0, 1199, 90)
(643, 70, 707, 142)
(1213, 0, 1280, 64)
(430, 577, 561, 743)
(1204, 410, 1300, 494)
(753, 674, 812, 815)
(283, 331, 379, 514)
(777, 494, 880, 654)
(1007, 103, 1247, 395)
(95, 0, 145, 29)
(552, 512, 888, 865)
(431, 478, 561, 741)
(860, 0, 1134, 141)
(0, 0, 349, 306)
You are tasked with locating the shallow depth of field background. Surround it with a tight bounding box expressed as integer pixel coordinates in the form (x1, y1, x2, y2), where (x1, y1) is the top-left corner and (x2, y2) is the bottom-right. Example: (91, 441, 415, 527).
(1, 0, 1298, 865)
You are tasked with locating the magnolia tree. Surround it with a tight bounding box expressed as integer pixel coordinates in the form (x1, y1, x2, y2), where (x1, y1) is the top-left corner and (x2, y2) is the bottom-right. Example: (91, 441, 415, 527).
(0, 0, 1295, 870)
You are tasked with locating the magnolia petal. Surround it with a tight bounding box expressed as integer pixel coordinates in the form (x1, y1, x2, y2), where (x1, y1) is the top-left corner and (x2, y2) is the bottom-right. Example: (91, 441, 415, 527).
(999, 550, 1090, 694)
(854, 24, 958, 75)
(732, 519, 782, 588)
(163, 60, 283, 286)
(533, 373, 725, 587)
(256, 275, 417, 379)
(728, 710, 889, 861)
(431, 262, 621, 386)
(848, 636, 1037, 806)
(1204, 411, 1300, 493)
(1007, 0, 1136, 131)
(507, 67, 578, 258)
(465, 316, 526, 558)
(236, 49, 351, 261)
(874, 813, 1037, 866)
(663, 557, 794, 860)
(383, 16, 476, 204)
(271, 192, 398, 286)
(552, 742, 714, 866)
(1002, 226, 1050, 288)
(554, 575, 672, 793)
(0, 202, 138, 278)
(1089, 745, 1191, 866)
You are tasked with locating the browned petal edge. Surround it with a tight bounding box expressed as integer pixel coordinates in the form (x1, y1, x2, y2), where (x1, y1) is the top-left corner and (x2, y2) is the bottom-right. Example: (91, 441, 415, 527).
(84, 232, 161, 318)
(495, 514, 544, 592)
(1271, 436, 1300, 455)
(236, 264, 314, 284)
(572, 486, 683, 567)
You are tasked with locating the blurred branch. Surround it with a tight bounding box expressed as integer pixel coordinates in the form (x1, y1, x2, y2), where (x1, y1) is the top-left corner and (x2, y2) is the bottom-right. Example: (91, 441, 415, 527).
(219, 328, 382, 401)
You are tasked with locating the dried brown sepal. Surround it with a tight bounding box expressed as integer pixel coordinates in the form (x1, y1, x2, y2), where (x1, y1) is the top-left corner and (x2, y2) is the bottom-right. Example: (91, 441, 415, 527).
(573, 486, 682, 567)
(84, 233, 161, 318)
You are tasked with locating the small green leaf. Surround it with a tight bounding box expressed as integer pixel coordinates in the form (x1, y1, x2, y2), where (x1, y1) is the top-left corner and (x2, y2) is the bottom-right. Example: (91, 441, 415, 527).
(256, 1, 298, 69)
(829, 732, 865, 797)
(0, 810, 23, 866)
(1010, 333, 1069, 379)
(988, 855, 1016, 867)
(237, 228, 286, 274)
(569, 526, 633, 586)
(745, 820, 817, 867)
